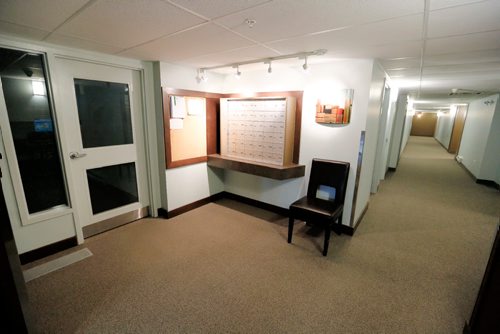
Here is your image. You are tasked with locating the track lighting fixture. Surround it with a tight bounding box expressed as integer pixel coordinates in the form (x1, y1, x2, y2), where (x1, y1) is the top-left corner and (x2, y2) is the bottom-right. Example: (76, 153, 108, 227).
(195, 49, 327, 83)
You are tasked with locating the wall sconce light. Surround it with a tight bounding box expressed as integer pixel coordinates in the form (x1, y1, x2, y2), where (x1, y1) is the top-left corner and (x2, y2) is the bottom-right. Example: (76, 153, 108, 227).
(484, 100, 495, 106)
(32, 80, 46, 96)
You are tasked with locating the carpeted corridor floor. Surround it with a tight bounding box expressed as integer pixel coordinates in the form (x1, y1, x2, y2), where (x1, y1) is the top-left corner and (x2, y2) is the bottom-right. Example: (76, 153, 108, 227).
(25, 136, 500, 333)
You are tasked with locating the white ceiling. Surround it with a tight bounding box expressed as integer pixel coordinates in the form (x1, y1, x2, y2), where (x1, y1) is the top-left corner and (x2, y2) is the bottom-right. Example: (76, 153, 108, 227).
(1, 0, 500, 106)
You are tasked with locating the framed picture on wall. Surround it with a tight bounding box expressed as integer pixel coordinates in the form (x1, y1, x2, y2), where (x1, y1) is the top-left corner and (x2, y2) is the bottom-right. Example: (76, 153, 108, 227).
(315, 89, 354, 125)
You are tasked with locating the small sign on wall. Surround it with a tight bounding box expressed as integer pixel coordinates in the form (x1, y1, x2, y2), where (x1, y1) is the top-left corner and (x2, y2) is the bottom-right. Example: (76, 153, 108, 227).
(315, 89, 354, 125)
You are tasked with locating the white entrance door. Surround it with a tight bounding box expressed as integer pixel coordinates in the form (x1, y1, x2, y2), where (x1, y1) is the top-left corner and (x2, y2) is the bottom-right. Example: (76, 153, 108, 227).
(54, 57, 149, 237)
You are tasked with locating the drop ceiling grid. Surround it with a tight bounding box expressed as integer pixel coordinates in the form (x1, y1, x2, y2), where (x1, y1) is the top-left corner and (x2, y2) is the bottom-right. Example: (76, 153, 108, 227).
(426, 30, 500, 55)
(266, 14, 424, 56)
(0, 0, 89, 31)
(429, 0, 491, 11)
(427, 1, 500, 38)
(168, 0, 272, 20)
(0, 21, 49, 41)
(214, 0, 424, 44)
(45, 33, 124, 54)
(120, 23, 255, 62)
(180, 45, 281, 68)
(54, 0, 206, 48)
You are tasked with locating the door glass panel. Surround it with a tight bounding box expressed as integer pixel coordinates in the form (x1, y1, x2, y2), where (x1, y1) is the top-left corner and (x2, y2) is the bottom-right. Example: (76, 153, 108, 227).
(87, 162, 138, 215)
(0, 48, 68, 214)
(74, 79, 133, 148)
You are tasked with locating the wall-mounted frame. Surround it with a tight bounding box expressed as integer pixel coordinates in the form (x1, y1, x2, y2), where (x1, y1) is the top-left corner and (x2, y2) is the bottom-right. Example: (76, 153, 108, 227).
(315, 89, 354, 125)
(162, 88, 222, 169)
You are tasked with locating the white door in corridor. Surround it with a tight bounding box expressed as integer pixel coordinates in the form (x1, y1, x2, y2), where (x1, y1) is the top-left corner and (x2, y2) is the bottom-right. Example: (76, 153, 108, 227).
(54, 58, 149, 236)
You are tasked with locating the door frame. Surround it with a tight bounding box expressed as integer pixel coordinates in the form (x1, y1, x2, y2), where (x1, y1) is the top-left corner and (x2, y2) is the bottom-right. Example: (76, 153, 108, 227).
(0, 36, 162, 250)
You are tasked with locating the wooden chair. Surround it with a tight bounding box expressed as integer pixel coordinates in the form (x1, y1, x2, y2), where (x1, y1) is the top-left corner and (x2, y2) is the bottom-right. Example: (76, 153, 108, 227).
(288, 159, 350, 256)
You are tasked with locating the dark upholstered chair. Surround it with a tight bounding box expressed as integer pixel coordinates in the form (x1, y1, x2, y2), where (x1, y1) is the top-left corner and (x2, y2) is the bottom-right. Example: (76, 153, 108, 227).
(288, 159, 350, 256)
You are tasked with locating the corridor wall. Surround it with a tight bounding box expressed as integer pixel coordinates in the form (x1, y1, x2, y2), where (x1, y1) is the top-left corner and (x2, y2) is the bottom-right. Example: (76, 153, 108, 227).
(458, 94, 500, 183)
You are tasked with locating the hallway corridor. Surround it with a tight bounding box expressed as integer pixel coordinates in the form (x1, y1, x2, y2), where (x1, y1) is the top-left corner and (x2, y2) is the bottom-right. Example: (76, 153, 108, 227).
(25, 137, 499, 333)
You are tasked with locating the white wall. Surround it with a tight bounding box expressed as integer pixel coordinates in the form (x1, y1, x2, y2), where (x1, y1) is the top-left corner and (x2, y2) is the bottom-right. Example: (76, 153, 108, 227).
(388, 93, 408, 169)
(400, 104, 413, 154)
(458, 94, 498, 178)
(358, 62, 385, 212)
(380, 87, 399, 175)
(220, 59, 375, 226)
(434, 105, 456, 149)
(479, 97, 500, 181)
(160, 63, 225, 210)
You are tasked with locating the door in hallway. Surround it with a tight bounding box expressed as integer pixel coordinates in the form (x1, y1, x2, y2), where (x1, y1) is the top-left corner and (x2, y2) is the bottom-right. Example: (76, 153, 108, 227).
(55, 58, 149, 237)
(448, 105, 468, 154)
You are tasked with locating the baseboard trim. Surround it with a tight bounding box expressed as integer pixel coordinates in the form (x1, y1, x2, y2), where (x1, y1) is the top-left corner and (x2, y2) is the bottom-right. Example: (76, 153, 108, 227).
(167, 193, 224, 219)
(219, 191, 289, 217)
(476, 179, 500, 190)
(349, 202, 369, 236)
(19, 237, 78, 265)
(166, 191, 359, 236)
(157, 208, 168, 218)
(456, 161, 500, 190)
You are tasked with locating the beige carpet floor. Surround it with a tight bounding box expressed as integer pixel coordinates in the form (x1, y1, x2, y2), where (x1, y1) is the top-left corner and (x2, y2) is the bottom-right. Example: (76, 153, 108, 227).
(25, 136, 500, 333)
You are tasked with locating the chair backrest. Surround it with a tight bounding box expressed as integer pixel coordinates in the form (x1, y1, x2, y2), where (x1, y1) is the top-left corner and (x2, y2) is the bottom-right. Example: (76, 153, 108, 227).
(307, 159, 350, 205)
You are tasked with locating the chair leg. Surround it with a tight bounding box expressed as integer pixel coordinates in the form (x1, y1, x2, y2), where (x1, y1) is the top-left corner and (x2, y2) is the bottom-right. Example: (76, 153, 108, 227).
(288, 217, 294, 243)
(334, 214, 343, 235)
(323, 223, 331, 256)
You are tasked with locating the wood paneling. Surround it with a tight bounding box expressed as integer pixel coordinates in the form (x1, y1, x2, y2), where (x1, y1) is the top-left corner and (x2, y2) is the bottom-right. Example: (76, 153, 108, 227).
(411, 113, 438, 137)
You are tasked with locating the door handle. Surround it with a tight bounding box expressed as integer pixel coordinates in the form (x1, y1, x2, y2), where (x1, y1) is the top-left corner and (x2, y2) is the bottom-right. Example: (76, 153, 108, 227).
(69, 151, 87, 159)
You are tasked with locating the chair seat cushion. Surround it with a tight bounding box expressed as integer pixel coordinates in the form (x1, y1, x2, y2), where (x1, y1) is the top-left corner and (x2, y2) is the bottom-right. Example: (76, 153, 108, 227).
(289, 197, 343, 222)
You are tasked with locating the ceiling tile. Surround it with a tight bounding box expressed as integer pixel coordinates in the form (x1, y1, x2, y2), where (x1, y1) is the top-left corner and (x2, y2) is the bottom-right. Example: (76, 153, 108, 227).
(215, 0, 423, 43)
(429, 0, 485, 10)
(426, 31, 500, 55)
(428, 1, 500, 38)
(120, 23, 253, 62)
(45, 33, 123, 54)
(0, 0, 89, 31)
(268, 15, 423, 56)
(423, 62, 500, 74)
(181, 45, 280, 68)
(56, 0, 206, 48)
(169, 0, 271, 19)
(331, 41, 422, 59)
(387, 68, 421, 77)
(0, 21, 49, 40)
(424, 49, 500, 66)
(379, 58, 421, 69)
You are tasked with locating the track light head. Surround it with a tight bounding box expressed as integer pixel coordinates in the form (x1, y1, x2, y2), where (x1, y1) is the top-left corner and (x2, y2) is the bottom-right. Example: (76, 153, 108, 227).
(234, 65, 241, 78)
(195, 68, 208, 83)
(267, 61, 272, 74)
(302, 56, 309, 72)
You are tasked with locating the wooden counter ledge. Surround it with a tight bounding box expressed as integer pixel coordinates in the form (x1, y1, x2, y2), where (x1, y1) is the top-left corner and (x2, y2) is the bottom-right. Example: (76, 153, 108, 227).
(207, 154, 305, 180)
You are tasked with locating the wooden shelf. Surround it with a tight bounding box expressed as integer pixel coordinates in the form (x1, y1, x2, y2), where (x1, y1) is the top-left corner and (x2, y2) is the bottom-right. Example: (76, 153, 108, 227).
(207, 154, 305, 180)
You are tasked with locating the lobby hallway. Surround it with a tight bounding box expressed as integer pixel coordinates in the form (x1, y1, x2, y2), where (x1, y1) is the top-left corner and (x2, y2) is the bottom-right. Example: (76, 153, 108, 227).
(25, 136, 500, 333)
